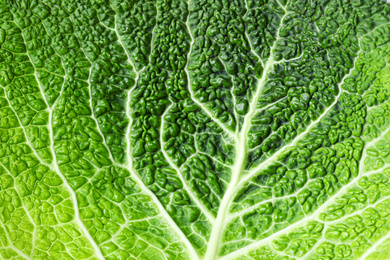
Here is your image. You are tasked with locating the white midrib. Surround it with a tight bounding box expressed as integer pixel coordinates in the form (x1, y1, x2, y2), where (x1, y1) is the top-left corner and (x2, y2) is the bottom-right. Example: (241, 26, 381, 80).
(204, 6, 367, 259)
(209, 18, 390, 259)
(204, 4, 293, 257)
(219, 36, 376, 260)
(204, 53, 276, 260)
(220, 149, 365, 260)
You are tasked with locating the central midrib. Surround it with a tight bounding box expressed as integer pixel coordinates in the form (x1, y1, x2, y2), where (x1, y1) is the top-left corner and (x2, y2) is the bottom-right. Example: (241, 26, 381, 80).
(203, 3, 291, 257)
(202, 11, 383, 260)
(204, 53, 277, 259)
(204, 18, 370, 259)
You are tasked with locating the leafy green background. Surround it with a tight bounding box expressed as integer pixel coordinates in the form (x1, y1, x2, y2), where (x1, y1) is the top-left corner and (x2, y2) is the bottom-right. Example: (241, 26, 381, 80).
(1, 0, 390, 259)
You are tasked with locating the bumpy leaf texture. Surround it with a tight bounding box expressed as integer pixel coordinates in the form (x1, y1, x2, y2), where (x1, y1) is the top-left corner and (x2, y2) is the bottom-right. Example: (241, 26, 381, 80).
(1, 0, 390, 259)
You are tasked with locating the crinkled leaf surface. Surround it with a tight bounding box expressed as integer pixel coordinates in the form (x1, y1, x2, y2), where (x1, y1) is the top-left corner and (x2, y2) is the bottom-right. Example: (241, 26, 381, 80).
(1, 0, 390, 259)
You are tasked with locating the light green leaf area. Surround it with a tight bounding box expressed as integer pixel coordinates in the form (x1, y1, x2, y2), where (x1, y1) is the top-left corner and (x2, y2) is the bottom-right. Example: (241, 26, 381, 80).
(0, 0, 390, 260)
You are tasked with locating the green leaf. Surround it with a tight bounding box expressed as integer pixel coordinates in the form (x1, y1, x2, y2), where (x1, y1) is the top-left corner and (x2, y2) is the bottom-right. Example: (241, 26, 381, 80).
(1, 0, 390, 259)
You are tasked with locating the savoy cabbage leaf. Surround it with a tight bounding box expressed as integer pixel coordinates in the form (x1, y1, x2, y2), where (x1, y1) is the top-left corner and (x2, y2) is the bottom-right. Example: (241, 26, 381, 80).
(1, 0, 390, 259)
